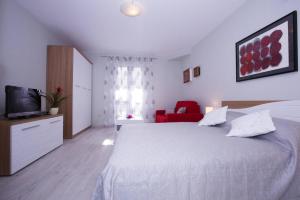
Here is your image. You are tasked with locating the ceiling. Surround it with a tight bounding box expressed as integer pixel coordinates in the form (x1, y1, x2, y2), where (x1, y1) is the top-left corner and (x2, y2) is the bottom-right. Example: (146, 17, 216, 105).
(15, 0, 246, 59)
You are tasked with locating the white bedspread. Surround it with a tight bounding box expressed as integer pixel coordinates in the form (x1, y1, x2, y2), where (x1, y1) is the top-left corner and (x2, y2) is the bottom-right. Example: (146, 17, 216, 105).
(93, 112, 300, 200)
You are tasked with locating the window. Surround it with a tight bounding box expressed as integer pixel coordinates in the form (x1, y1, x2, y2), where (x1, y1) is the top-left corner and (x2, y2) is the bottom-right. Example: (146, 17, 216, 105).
(103, 57, 154, 126)
(114, 67, 143, 118)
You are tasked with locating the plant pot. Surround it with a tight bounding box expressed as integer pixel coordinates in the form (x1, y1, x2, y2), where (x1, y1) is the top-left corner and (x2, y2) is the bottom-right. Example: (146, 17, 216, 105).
(49, 107, 59, 115)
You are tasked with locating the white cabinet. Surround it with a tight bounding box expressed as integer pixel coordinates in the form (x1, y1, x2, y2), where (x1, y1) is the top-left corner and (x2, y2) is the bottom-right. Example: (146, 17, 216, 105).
(0, 115, 63, 175)
(72, 49, 92, 136)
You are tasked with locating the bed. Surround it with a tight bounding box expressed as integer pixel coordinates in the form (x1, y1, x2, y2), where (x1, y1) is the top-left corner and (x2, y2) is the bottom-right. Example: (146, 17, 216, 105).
(93, 100, 300, 200)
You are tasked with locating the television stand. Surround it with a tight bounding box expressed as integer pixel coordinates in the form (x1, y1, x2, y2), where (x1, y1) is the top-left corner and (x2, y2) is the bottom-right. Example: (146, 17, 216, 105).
(0, 114, 63, 175)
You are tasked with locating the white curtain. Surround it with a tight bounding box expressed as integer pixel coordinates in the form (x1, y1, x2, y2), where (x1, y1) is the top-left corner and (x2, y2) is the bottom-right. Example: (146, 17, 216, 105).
(103, 56, 155, 126)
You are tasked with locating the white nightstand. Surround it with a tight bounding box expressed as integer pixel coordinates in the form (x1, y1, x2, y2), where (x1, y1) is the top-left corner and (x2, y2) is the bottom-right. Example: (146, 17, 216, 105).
(115, 117, 144, 131)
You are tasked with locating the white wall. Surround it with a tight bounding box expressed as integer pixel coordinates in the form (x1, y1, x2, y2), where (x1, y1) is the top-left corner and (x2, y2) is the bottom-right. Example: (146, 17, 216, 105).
(91, 57, 183, 127)
(180, 0, 300, 111)
(0, 0, 64, 114)
(154, 60, 183, 111)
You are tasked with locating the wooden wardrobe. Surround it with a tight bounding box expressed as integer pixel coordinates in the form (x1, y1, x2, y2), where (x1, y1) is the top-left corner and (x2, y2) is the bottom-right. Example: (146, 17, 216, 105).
(47, 46, 92, 139)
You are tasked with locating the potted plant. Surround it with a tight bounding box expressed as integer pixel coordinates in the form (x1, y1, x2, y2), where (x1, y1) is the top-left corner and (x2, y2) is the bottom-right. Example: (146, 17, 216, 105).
(127, 114, 133, 119)
(42, 87, 67, 115)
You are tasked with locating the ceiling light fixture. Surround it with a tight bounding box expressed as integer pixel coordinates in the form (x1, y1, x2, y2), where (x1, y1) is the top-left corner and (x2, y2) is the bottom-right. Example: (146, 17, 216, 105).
(120, 0, 143, 17)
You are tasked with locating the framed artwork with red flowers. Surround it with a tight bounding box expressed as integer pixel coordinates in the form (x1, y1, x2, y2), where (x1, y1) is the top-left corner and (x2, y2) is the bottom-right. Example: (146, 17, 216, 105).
(236, 11, 297, 82)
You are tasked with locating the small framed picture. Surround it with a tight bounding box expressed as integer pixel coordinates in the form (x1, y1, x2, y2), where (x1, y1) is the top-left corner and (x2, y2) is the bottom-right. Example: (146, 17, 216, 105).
(193, 66, 200, 77)
(183, 68, 191, 83)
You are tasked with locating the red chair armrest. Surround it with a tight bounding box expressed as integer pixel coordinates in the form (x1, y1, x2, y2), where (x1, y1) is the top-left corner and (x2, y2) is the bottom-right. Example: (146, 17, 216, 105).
(156, 110, 166, 115)
(155, 110, 167, 123)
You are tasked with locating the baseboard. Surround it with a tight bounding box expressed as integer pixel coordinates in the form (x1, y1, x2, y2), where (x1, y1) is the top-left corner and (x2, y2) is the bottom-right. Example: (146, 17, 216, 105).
(92, 125, 110, 129)
(71, 126, 92, 139)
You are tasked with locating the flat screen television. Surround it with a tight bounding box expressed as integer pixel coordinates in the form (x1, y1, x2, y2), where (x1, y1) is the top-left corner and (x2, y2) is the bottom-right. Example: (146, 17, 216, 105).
(5, 85, 42, 118)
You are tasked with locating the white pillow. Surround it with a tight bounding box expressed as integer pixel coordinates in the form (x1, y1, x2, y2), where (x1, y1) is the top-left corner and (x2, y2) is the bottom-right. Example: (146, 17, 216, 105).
(226, 110, 276, 137)
(177, 107, 186, 114)
(198, 106, 228, 126)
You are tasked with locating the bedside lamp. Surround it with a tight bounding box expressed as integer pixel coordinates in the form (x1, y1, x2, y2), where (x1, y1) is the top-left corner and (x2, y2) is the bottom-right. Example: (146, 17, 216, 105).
(205, 106, 214, 114)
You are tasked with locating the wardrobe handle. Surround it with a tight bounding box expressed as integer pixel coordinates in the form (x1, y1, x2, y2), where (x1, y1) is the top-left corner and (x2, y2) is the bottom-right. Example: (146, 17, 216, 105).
(50, 120, 61, 124)
(22, 125, 40, 131)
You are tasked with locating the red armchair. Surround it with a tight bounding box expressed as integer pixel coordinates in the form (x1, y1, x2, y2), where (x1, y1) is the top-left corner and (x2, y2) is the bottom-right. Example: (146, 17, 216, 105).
(155, 101, 204, 123)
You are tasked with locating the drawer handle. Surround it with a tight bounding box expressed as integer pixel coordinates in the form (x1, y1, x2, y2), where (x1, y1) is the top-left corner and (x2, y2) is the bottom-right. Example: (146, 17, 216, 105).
(22, 125, 40, 131)
(50, 120, 61, 124)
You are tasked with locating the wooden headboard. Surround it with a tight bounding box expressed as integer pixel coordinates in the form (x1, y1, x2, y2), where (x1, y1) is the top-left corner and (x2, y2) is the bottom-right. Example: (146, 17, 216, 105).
(222, 101, 279, 109)
(221, 100, 300, 122)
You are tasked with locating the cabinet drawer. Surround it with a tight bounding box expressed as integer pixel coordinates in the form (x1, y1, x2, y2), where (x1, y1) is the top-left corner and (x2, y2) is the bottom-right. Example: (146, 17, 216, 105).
(43, 117, 63, 150)
(11, 121, 45, 174)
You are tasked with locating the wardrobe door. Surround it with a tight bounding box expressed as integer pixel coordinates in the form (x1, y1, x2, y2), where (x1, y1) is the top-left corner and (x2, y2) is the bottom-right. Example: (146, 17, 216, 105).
(72, 49, 92, 135)
(81, 88, 89, 129)
(87, 88, 92, 128)
(86, 61, 92, 128)
(78, 86, 86, 134)
(72, 85, 80, 135)
(80, 52, 92, 129)
(72, 50, 82, 135)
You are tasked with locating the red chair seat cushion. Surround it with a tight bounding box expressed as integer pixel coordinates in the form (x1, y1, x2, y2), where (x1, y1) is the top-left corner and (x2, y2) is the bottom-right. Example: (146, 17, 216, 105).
(155, 101, 204, 123)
